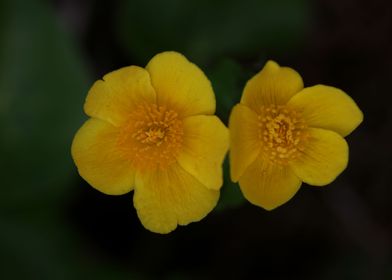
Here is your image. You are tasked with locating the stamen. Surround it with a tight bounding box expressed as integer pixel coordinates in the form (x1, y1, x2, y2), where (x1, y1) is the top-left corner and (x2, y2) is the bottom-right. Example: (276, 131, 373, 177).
(258, 105, 308, 165)
(117, 104, 183, 170)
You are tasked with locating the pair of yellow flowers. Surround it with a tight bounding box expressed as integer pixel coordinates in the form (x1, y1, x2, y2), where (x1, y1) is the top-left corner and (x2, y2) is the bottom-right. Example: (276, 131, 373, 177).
(71, 51, 363, 234)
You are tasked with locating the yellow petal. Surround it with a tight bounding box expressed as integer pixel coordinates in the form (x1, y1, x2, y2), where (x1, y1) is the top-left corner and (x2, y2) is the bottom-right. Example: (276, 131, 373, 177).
(241, 60, 303, 112)
(238, 155, 302, 210)
(288, 85, 363, 137)
(229, 104, 261, 182)
(71, 118, 135, 195)
(177, 115, 229, 190)
(134, 163, 219, 234)
(145, 51, 215, 117)
(84, 66, 156, 126)
(290, 128, 348, 186)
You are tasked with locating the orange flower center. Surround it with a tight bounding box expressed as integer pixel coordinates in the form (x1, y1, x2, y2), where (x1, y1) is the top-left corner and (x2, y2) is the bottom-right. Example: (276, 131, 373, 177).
(258, 105, 308, 165)
(118, 104, 183, 170)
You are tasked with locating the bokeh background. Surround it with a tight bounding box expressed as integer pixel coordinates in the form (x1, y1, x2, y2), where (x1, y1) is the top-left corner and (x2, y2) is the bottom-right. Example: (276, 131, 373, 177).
(1, 0, 391, 279)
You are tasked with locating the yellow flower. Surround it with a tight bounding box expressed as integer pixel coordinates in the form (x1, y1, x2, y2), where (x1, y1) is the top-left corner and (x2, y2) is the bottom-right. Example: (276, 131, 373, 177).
(229, 61, 363, 210)
(71, 52, 229, 233)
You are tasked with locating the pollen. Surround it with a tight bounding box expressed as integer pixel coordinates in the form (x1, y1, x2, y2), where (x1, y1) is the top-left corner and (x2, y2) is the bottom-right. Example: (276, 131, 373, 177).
(118, 103, 184, 170)
(258, 105, 308, 165)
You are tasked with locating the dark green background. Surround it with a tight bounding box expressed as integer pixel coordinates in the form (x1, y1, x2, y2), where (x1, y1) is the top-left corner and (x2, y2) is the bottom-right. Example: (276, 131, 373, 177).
(1, 0, 391, 279)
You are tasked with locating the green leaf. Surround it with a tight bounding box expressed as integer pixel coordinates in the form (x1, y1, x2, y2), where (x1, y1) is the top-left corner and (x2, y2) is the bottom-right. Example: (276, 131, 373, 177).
(216, 158, 246, 211)
(0, 1, 142, 278)
(207, 58, 248, 123)
(0, 0, 89, 209)
(207, 59, 248, 211)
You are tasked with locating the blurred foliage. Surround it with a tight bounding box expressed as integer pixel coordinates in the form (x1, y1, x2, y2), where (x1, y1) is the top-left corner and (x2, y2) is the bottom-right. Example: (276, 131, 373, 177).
(0, 0, 143, 277)
(116, 0, 310, 64)
(0, 0, 96, 278)
(0, 0, 88, 209)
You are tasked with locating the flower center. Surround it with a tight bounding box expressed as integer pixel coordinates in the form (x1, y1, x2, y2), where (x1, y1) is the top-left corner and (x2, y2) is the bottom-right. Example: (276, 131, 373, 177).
(118, 104, 183, 170)
(258, 105, 308, 165)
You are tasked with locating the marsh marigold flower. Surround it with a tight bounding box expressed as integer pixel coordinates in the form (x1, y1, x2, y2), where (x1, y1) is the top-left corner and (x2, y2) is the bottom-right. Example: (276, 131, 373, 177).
(71, 52, 229, 233)
(229, 61, 362, 210)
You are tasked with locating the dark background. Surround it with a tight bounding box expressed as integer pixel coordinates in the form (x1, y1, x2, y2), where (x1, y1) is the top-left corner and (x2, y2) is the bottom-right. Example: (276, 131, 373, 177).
(1, 0, 391, 279)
